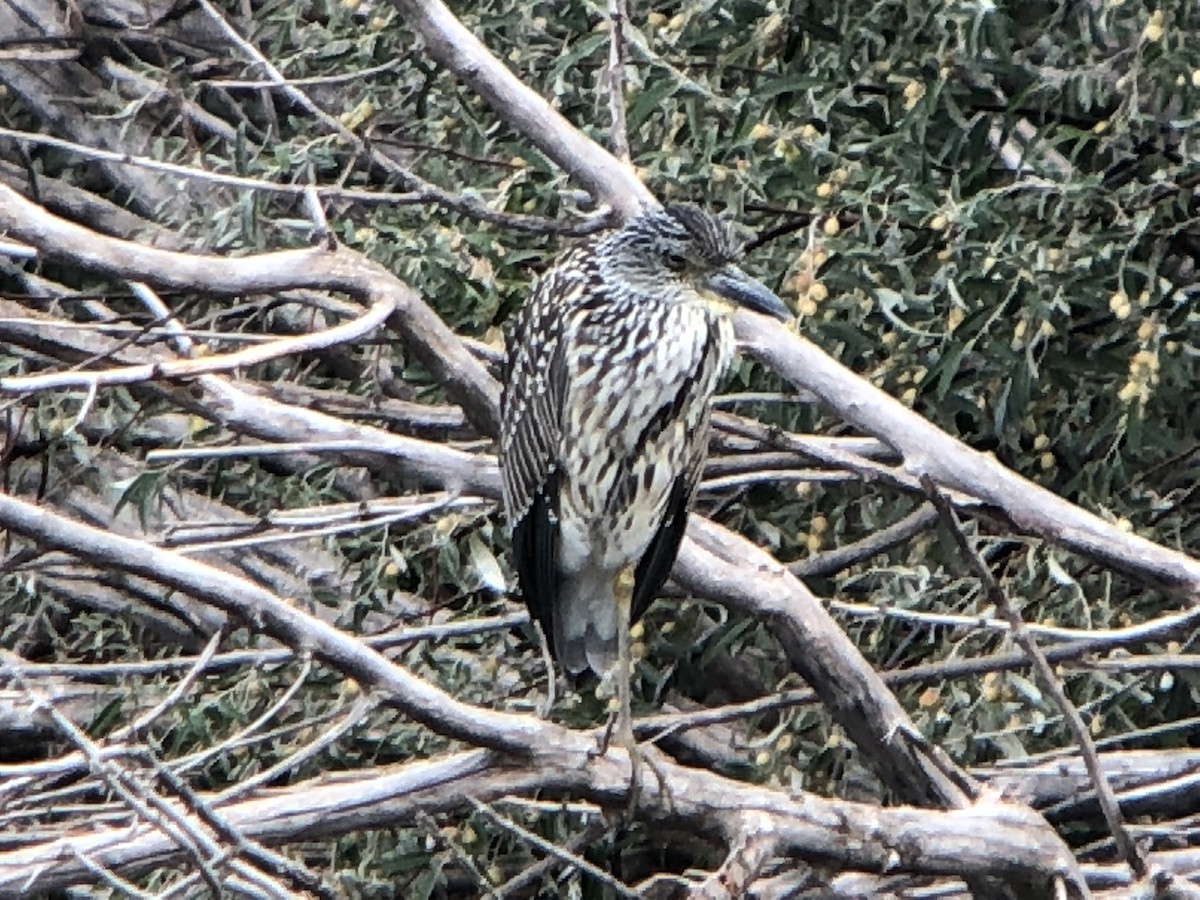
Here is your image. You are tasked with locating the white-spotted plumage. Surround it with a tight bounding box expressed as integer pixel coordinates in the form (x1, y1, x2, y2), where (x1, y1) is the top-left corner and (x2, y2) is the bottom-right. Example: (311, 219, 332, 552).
(500, 205, 782, 678)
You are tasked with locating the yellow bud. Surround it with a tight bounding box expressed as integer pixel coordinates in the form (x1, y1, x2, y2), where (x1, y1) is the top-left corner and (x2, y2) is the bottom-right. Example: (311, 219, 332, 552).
(647, 10, 667, 26)
(918, 687, 941, 709)
(755, 750, 772, 767)
(776, 733, 793, 753)
(815, 181, 835, 198)
(1117, 381, 1139, 404)
(822, 216, 841, 237)
(808, 282, 829, 303)
(947, 306, 965, 333)
(629, 620, 645, 641)
(1040, 452, 1055, 470)
(810, 514, 829, 534)
(930, 213, 948, 231)
(1109, 290, 1129, 314)
(749, 122, 775, 141)
(981, 672, 1002, 701)
(1193, 70, 1200, 89)
(805, 533, 822, 554)
(1093, 119, 1110, 135)
(798, 298, 819, 317)
(800, 123, 820, 141)
(903, 79, 925, 110)
(981, 255, 996, 274)
(1136, 320, 1157, 342)
(831, 166, 850, 184)
(900, 387, 917, 406)
(1033, 434, 1050, 451)
(773, 138, 800, 162)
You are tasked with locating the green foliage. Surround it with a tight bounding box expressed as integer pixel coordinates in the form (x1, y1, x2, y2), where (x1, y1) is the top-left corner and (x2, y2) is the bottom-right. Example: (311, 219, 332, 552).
(3, 0, 1199, 892)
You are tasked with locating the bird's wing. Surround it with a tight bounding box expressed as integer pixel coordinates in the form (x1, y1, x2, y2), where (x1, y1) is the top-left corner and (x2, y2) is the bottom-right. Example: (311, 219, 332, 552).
(629, 316, 725, 624)
(631, 471, 693, 624)
(500, 263, 579, 644)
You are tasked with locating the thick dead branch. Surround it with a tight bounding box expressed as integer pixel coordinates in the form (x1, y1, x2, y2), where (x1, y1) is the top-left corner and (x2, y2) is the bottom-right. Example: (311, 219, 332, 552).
(0, 184, 501, 435)
(735, 310, 1200, 591)
(0, 747, 1090, 897)
(0, 493, 540, 752)
(0, 297, 397, 393)
(386, 0, 654, 217)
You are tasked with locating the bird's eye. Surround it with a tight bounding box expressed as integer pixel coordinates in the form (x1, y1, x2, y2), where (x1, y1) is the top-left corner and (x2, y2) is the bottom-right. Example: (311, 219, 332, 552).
(663, 253, 687, 272)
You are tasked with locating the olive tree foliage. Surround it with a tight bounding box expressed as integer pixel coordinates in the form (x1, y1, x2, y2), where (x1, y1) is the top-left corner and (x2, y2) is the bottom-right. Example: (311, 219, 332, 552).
(0, 0, 1198, 896)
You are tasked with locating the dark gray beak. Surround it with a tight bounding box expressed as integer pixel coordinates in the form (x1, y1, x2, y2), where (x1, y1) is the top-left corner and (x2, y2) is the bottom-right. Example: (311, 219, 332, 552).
(705, 265, 791, 321)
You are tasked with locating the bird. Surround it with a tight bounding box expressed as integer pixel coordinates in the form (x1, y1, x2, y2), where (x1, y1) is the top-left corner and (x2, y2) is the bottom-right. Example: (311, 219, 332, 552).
(499, 203, 789, 776)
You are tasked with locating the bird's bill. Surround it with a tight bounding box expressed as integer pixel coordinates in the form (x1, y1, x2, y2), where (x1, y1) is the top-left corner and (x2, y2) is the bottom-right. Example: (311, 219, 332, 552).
(703, 266, 791, 321)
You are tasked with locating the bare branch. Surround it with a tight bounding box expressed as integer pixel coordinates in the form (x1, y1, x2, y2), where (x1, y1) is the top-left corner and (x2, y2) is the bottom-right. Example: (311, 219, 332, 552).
(0, 297, 396, 393)
(605, 0, 632, 163)
(0, 182, 502, 434)
(926, 482, 1147, 880)
(385, 0, 655, 216)
(735, 310, 1200, 590)
(0, 746, 1092, 896)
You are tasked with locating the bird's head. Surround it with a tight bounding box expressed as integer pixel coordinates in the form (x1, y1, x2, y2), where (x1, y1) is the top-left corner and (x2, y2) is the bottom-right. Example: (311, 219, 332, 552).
(596, 204, 791, 321)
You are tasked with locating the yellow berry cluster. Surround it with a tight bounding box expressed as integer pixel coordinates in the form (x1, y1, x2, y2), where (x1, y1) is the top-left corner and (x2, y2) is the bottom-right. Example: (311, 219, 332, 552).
(791, 247, 831, 318)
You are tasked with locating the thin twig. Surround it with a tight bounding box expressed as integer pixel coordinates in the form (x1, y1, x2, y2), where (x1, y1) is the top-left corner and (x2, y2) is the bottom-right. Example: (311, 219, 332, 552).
(469, 798, 641, 899)
(0, 127, 605, 236)
(0, 297, 396, 393)
(606, 0, 632, 163)
(924, 477, 1149, 881)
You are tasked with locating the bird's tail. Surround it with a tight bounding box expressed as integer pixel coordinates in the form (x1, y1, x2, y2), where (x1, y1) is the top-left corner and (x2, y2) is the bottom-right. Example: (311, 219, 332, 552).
(554, 567, 619, 676)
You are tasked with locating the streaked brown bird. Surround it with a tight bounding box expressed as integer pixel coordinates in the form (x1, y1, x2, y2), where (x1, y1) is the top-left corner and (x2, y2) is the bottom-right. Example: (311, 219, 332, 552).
(500, 204, 789, 767)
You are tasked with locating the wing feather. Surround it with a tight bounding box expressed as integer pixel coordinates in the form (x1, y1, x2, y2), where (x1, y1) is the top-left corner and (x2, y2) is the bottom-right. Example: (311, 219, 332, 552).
(500, 262, 583, 648)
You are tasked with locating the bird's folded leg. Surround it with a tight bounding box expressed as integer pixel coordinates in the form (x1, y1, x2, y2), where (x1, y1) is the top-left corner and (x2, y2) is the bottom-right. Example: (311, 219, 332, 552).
(602, 567, 673, 814)
(533, 620, 557, 719)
